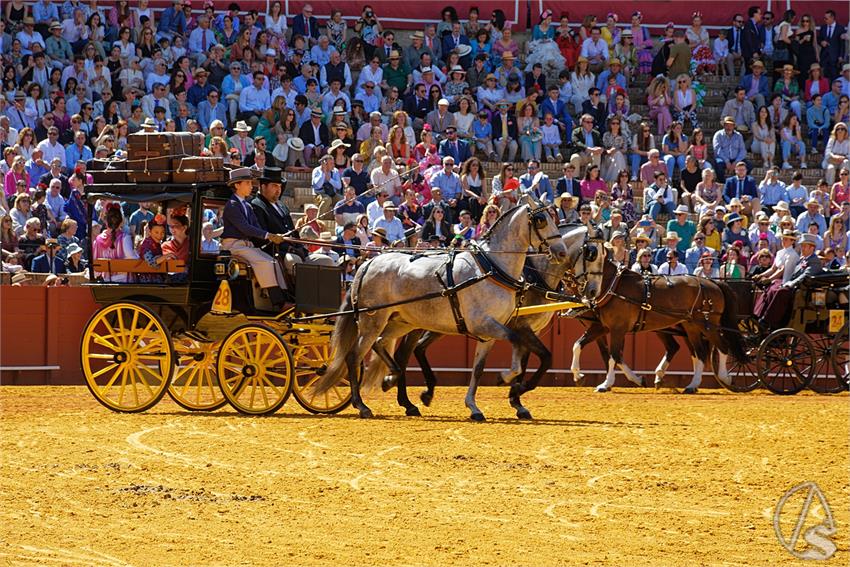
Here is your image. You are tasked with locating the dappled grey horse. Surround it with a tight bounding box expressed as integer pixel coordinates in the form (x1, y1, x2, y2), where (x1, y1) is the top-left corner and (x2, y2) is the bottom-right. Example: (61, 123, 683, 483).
(364, 225, 609, 420)
(311, 204, 568, 418)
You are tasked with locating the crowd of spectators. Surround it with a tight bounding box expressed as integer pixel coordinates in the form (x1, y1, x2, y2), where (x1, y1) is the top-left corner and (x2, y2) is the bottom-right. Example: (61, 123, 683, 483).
(0, 1, 849, 285)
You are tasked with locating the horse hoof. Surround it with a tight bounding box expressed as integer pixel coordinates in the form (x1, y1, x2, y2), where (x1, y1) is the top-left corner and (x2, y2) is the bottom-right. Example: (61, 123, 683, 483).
(572, 373, 584, 386)
(420, 391, 433, 407)
(381, 374, 397, 392)
(359, 408, 374, 418)
(516, 408, 532, 420)
(405, 406, 422, 417)
(638, 377, 645, 387)
(470, 412, 486, 422)
(595, 386, 609, 393)
(683, 387, 698, 395)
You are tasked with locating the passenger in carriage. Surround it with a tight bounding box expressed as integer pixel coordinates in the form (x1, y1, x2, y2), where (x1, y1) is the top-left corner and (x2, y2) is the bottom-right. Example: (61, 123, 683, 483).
(162, 213, 190, 283)
(92, 202, 138, 283)
(137, 213, 172, 283)
(755, 234, 823, 329)
(220, 167, 288, 306)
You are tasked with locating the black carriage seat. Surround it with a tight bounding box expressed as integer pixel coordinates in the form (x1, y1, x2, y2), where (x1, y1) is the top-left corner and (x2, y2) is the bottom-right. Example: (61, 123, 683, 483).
(799, 270, 849, 311)
(801, 270, 850, 290)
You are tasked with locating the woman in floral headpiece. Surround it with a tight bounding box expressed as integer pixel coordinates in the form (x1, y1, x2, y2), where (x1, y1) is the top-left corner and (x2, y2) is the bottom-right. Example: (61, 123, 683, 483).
(137, 213, 174, 283)
(686, 12, 716, 75)
(630, 12, 653, 75)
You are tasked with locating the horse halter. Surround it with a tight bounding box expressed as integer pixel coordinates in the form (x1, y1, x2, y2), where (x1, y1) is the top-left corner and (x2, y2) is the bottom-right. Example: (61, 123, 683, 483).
(564, 232, 606, 295)
(528, 205, 561, 254)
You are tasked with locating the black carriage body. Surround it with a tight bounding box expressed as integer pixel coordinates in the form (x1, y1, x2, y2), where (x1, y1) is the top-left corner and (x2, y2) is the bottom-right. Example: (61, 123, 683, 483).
(84, 181, 235, 332)
(82, 181, 343, 333)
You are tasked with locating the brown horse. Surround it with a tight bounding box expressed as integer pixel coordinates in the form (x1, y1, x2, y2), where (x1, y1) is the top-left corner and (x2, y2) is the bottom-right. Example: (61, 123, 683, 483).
(568, 256, 748, 393)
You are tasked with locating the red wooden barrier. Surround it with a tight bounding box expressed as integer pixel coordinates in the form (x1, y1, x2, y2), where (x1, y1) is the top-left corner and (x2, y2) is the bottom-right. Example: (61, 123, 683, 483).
(0, 285, 717, 387)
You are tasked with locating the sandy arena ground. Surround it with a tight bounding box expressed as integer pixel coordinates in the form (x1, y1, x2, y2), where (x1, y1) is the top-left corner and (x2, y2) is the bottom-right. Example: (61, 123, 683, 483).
(0, 385, 847, 566)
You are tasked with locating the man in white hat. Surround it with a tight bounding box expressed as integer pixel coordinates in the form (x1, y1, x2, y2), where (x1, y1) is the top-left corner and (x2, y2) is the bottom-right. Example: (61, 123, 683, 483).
(795, 198, 827, 234)
(220, 167, 288, 305)
(666, 204, 696, 254)
(229, 121, 254, 162)
(372, 201, 405, 244)
(653, 231, 683, 266)
(426, 98, 455, 140)
(755, 233, 822, 328)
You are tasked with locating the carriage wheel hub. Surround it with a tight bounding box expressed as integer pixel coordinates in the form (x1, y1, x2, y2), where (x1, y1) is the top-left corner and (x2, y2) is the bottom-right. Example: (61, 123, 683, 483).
(193, 352, 206, 362)
(243, 365, 257, 377)
(114, 352, 128, 364)
(785, 359, 793, 367)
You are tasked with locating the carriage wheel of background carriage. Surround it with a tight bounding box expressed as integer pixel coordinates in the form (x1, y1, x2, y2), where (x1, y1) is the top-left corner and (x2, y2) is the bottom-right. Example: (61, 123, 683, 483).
(756, 328, 816, 395)
(711, 317, 761, 392)
(216, 324, 294, 415)
(168, 338, 227, 411)
(829, 324, 849, 391)
(806, 334, 846, 394)
(80, 301, 174, 412)
(290, 340, 352, 414)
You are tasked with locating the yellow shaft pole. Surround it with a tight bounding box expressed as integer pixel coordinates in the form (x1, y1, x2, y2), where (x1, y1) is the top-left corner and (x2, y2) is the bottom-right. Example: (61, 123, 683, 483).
(514, 301, 586, 317)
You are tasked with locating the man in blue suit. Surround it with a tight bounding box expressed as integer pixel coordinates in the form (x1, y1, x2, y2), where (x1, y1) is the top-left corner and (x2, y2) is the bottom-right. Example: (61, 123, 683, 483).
(738, 60, 770, 109)
(819, 10, 846, 79)
(723, 161, 760, 212)
(438, 126, 471, 164)
(540, 85, 573, 137)
(441, 22, 471, 67)
(31, 240, 66, 275)
(220, 168, 288, 305)
(291, 4, 319, 47)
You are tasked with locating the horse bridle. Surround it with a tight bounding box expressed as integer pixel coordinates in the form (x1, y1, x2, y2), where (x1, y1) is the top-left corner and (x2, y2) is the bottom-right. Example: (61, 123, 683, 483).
(528, 205, 562, 254)
(563, 232, 606, 295)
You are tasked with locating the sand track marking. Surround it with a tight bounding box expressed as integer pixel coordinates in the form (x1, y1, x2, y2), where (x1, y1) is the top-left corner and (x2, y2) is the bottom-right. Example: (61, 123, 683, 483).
(11, 544, 131, 567)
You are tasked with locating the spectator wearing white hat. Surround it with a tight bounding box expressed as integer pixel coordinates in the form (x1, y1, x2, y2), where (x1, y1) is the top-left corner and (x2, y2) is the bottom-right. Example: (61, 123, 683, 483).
(228, 121, 254, 163)
(426, 98, 456, 140)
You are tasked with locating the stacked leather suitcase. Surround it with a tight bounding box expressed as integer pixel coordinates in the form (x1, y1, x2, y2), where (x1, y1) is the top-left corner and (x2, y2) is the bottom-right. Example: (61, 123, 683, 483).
(126, 132, 206, 183)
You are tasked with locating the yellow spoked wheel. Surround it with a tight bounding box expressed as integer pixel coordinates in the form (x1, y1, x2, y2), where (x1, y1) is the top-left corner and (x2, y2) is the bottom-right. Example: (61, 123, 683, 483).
(80, 301, 174, 413)
(168, 338, 227, 411)
(291, 340, 351, 414)
(216, 325, 293, 415)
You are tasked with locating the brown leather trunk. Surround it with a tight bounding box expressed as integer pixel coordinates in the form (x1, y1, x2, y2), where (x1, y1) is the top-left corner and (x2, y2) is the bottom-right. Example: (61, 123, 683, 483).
(172, 156, 225, 183)
(126, 132, 204, 159)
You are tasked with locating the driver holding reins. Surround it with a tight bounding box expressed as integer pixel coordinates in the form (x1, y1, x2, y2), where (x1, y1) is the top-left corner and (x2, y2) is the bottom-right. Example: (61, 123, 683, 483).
(221, 167, 289, 307)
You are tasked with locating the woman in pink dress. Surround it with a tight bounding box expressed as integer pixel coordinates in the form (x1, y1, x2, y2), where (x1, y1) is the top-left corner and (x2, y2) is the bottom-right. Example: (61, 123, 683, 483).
(92, 202, 138, 282)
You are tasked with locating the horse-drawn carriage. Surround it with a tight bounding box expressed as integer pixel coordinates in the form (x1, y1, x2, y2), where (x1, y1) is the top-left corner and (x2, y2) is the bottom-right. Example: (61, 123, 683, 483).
(715, 275, 848, 395)
(80, 178, 352, 415)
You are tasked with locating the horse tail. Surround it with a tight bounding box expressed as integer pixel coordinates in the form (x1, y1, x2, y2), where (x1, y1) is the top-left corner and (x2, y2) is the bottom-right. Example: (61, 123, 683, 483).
(311, 290, 359, 395)
(715, 280, 748, 362)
